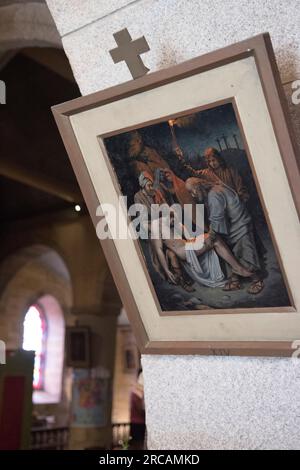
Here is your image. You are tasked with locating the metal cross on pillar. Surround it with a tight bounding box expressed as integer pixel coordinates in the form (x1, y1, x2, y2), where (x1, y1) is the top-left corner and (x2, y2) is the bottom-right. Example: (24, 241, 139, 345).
(109, 28, 150, 79)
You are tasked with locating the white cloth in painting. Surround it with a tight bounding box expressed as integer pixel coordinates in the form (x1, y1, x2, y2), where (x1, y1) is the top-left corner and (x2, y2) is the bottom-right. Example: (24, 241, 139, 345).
(184, 248, 226, 288)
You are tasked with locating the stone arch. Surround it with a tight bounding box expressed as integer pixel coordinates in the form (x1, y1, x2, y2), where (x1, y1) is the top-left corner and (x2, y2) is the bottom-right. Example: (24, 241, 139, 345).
(0, 1, 61, 55)
(0, 244, 73, 410)
(0, 244, 71, 303)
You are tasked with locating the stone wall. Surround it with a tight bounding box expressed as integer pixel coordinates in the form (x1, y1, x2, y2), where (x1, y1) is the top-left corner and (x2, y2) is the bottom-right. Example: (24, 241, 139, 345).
(0, 251, 73, 424)
(45, 0, 300, 449)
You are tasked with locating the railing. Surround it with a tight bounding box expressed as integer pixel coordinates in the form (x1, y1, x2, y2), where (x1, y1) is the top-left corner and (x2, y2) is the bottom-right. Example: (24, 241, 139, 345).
(31, 425, 69, 450)
(31, 423, 144, 450)
(112, 422, 131, 449)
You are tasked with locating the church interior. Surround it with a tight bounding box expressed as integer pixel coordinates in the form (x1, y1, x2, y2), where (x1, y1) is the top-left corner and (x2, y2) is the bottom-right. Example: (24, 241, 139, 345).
(0, 47, 145, 450)
(1, 0, 300, 453)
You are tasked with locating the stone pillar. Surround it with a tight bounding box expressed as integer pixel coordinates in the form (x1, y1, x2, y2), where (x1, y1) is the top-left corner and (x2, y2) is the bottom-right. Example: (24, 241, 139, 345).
(46, 0, 300, 449)
(68, 307, 119, 450)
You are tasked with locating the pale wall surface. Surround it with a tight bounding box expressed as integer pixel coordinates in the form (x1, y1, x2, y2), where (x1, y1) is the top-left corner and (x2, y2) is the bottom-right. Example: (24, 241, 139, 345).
(142, 355, 300, 450)
(45, 0, 300, 449)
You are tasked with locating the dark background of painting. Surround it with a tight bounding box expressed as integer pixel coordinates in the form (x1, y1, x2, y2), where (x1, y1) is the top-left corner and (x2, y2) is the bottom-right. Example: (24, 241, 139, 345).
(104, 104, 244, 205)
(104, 103, 291, 310)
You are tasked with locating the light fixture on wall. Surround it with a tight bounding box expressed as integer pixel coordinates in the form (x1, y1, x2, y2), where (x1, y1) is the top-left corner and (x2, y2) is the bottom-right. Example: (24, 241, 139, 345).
(74, 204, 81, 212)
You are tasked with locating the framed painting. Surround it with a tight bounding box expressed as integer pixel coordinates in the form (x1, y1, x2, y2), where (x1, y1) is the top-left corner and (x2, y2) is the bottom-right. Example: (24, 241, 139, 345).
(53, 33, 300, 356)
(66, 327, 91, 368)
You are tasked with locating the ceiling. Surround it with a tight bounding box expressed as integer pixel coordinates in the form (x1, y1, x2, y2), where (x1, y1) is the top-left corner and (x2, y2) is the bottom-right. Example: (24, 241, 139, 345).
(0, 48, 81, 222)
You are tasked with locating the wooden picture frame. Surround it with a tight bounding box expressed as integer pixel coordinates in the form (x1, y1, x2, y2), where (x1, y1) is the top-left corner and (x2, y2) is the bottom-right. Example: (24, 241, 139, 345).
(53, 33, 300, 357)
(66, 327, 91, 368)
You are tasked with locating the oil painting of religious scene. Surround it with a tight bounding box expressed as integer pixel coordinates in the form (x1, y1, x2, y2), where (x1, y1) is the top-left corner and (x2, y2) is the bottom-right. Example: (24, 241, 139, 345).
(103, 103, 291, 311)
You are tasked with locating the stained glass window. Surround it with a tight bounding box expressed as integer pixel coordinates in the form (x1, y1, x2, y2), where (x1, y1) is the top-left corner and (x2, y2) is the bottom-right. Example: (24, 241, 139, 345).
(22, 305, 47, 390)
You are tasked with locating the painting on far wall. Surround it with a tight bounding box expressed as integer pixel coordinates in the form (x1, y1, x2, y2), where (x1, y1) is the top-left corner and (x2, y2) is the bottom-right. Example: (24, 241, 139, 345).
(104, 103, 291, 312)
(66, 327, 91, 368)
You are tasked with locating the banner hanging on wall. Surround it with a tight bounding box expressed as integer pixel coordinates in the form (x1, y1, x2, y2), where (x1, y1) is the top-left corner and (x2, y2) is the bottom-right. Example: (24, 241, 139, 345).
(71, 369, 109, 428)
